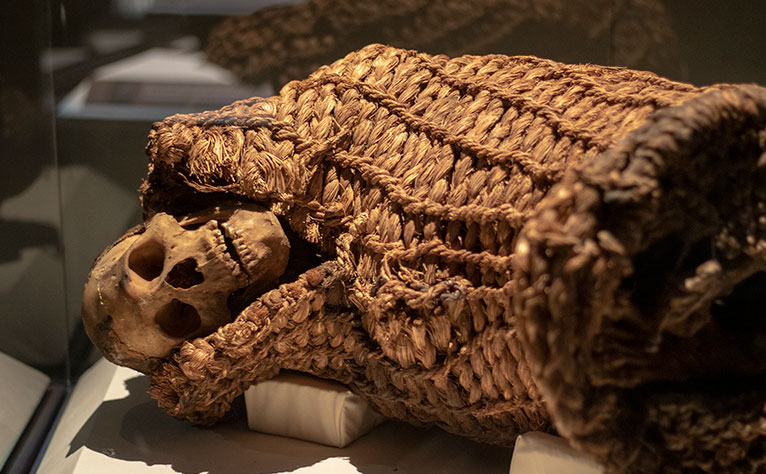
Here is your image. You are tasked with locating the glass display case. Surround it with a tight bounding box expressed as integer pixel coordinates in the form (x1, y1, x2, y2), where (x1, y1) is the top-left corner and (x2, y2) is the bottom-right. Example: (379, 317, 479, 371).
(1, 1, 764, 472)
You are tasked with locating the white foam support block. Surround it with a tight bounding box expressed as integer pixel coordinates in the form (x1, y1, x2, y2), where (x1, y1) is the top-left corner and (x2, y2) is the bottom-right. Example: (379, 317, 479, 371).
(509, 432, 604, 474)
(245, 373, 385, 448)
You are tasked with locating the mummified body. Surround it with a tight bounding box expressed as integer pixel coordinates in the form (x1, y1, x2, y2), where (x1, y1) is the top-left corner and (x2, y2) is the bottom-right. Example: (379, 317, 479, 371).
(84, 45, 766, 473)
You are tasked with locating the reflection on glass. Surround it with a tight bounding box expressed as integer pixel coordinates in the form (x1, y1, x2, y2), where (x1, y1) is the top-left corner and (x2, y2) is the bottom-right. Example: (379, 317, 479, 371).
(0, 2, 67, 378)
(205, 0, 681, 88)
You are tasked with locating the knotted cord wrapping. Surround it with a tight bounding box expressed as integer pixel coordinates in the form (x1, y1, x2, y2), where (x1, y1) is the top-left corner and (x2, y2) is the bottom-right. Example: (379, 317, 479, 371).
(139, 45, 766, 472)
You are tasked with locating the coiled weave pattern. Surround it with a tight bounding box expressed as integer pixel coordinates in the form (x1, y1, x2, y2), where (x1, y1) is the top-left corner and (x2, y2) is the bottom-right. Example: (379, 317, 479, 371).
(141, 45, 766, 472)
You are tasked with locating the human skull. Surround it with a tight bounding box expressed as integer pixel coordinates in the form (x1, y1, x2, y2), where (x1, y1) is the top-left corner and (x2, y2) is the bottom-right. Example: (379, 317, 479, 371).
(82, 203, 290, 373)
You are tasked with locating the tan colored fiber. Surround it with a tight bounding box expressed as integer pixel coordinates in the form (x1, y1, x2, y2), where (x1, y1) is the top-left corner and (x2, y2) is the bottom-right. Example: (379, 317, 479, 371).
(140, 45, 766, 473)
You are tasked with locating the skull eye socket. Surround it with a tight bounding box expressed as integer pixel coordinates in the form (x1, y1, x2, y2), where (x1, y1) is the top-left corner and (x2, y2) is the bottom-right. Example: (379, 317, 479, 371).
(128, 239, 165, 281)
(165, 258, 204, 289)
(155, 299, 201, 338)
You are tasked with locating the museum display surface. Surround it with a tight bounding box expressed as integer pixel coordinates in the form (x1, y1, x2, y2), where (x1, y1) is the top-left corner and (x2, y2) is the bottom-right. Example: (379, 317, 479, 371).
(2, 1, 765, 473)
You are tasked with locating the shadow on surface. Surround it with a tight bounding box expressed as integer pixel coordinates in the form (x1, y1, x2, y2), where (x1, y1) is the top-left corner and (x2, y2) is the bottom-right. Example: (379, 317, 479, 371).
(0, 219, 59, 264)
(68, 375, 511, 474)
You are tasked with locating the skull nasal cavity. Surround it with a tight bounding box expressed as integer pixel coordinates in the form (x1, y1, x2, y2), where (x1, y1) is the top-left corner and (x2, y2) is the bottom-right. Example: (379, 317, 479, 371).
(128, 239, 165, 281)
(155, 299, 201, 338)
(165, 258, 204, 289)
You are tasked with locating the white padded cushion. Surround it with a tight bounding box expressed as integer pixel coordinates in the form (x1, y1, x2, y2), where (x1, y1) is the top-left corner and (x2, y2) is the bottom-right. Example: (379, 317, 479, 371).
(509, 432, 604, 474)
(245, 372, 385, 448)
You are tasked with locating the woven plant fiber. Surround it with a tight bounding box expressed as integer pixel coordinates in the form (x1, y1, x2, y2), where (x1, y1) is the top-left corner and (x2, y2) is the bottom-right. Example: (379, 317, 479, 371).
(137, 45, 766, 473)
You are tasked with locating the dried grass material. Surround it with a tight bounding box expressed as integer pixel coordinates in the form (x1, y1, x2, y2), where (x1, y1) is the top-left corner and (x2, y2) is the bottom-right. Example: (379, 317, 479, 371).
(205, 0, 681, 89)
(515, 86, 766, 473)
(142, 45, 766, 472)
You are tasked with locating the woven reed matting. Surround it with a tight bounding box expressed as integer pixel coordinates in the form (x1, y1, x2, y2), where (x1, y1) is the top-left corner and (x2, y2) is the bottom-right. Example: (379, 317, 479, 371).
(206, 0, 680, 89)
(140, 45, 766, 473)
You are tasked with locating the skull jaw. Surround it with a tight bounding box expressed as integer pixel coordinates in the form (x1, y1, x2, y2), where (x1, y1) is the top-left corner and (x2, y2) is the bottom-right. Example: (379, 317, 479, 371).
(97, 327, 166, 374)
(82, 275, 167, 374)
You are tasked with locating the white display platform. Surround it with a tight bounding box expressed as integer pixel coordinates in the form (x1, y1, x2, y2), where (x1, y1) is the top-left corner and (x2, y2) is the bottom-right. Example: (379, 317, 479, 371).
(38, 359, 514, 474)
(509, 432, 604, 474)
(0, 352, 50, 466)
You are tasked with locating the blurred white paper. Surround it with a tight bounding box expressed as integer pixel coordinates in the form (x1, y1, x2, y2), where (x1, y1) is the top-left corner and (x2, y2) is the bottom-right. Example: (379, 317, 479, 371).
(58, 47, 273, 121)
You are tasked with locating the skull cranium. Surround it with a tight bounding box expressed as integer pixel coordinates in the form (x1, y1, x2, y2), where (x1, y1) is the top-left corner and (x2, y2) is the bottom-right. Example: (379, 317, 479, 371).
(82, 203, 290, 373)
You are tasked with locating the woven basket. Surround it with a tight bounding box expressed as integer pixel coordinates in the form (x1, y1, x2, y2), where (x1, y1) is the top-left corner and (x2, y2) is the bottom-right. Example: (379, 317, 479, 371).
(140, 45, 766, 473)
